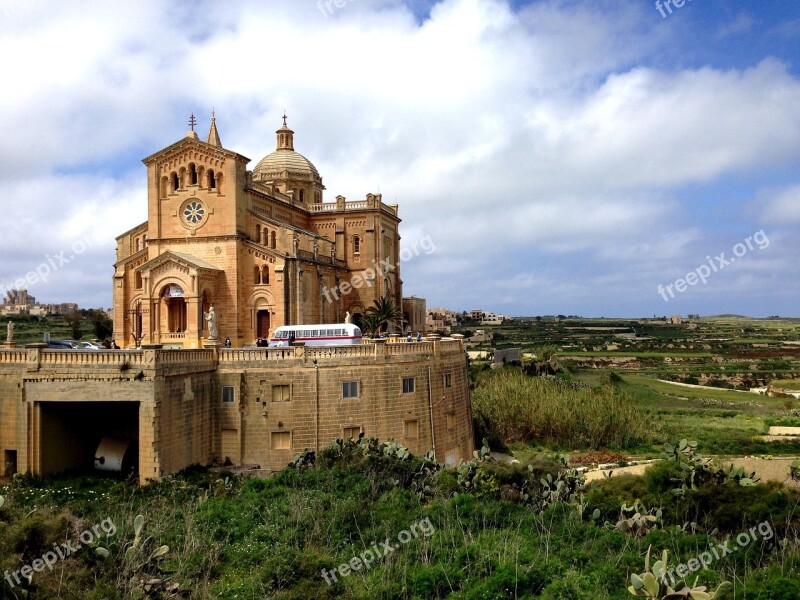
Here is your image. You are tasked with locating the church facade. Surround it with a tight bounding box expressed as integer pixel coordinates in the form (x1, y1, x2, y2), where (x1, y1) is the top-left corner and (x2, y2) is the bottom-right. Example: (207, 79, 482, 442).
(113, 115, 402, 349)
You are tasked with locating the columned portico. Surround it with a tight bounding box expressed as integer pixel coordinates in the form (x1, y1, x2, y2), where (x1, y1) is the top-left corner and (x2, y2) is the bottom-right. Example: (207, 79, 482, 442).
(135, 251, 222, 349)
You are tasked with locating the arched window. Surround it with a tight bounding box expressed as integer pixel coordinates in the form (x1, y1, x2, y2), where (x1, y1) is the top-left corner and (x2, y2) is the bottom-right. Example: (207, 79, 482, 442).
(134, 272, 143, 290)
(216, 172, 223, 193)
(170, 172, 179, 193)
(255, 224, 261, 243)
(189, 163, 198, 185)
(178, 167, 186, 189)
(299, 189, 305, 203)
(270, 231, 276, 249)
(208, 169, 216, 189)
(253, 266, 269, 285)
(353, 235, 361, 254)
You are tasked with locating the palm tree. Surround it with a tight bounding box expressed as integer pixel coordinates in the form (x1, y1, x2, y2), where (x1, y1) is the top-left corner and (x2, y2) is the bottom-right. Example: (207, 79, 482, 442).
(359, 313, 382, 337)
(366, 297, 403, 333)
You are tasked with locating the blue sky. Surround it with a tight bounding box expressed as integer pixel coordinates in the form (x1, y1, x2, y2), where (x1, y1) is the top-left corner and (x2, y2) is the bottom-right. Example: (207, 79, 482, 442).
(0, 0, 799, 317)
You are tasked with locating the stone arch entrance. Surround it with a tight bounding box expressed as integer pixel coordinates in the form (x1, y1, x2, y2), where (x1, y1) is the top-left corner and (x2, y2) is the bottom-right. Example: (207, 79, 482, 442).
(247, 290, 276, 343)
(161, 284, 187, 333)
(256, 309, 271, 339)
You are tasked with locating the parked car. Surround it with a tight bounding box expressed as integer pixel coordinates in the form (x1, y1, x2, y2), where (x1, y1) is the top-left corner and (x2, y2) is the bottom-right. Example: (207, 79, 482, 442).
(48, 340, 78, 349)
(79, 341, 101, 350)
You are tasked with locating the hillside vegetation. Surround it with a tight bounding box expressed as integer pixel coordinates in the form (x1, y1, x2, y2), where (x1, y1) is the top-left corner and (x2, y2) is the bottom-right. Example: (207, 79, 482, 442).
(1, 436, 799, 598)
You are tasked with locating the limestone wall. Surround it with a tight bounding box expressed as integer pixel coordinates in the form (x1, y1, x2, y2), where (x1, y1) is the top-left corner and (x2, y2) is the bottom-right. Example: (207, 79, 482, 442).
(0, 340, 473, 481)
(217, 339, 473, 472)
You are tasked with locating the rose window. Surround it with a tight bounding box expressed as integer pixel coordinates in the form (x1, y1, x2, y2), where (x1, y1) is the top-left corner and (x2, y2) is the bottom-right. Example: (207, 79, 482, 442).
(183, 201, 205, 224)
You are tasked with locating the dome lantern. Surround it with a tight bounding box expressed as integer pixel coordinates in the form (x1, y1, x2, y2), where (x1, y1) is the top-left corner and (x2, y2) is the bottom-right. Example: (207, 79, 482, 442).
(276, 112, 294, 151)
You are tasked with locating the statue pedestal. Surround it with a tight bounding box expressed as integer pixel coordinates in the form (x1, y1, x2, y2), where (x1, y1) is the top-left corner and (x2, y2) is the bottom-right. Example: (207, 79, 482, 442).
(3, 342, 16, 349)
(203, 338, 222, 349)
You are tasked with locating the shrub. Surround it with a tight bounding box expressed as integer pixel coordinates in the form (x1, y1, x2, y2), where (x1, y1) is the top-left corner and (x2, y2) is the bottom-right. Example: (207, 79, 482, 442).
(472, 370, 651, 449)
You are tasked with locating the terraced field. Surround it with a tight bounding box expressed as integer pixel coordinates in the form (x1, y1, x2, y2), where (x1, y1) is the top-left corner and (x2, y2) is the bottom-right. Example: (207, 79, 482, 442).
(459, 316, 800, 457)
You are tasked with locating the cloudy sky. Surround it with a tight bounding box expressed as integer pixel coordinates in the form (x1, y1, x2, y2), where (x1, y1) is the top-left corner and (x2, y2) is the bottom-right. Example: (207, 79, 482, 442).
(1, 0, 799, 317)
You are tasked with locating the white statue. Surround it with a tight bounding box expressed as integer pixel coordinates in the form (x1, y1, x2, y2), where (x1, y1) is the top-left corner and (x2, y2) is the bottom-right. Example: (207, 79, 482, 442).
(204, 306, 219, 340)
(6, 321, 13, 343)
(344, 311, 352, 324)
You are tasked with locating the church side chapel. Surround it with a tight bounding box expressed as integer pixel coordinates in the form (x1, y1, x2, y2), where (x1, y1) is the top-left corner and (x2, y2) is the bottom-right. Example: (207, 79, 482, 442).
(113, 113, 403, 348)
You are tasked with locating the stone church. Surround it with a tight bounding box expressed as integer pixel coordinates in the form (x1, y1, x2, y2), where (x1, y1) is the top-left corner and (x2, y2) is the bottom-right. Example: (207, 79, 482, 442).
(113, 114, 402, 348)
(0, 114, 474, 482)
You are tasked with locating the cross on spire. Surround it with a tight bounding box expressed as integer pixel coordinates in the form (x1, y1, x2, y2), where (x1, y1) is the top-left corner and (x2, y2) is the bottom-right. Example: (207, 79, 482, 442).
(282, 111, 288, 127)
(188, 113, 197, 131)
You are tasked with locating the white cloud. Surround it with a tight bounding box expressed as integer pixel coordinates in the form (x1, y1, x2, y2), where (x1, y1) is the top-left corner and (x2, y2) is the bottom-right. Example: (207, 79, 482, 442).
(1, 0, 800, 315)
(761, 185, 800, 224)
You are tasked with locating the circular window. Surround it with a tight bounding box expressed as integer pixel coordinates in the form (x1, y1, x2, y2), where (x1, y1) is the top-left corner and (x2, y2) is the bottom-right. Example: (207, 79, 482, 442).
(183, 201, 205, 224)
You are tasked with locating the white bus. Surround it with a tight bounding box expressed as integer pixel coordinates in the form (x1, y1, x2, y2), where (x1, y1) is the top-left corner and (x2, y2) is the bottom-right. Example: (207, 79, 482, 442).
(268, 323, 363, 347)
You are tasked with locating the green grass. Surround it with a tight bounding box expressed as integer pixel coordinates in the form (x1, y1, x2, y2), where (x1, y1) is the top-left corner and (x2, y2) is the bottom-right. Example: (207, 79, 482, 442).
(623, 375, 760, 403)
(554, 370, 800, 456)
(1, 444, 799, 598)
(771, 379, 800, 390)
(556, 351, 713, 358)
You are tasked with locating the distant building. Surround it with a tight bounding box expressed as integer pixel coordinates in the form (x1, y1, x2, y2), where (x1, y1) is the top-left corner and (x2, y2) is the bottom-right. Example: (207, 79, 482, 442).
(402, 297, 427, 333)
(469, 309, 507, 325)
(467, 329, 493, 343)
(428, 306, 460, 323)
(480, 312, 506, 325)
(426, 318, 451, 334)
(4, 289, 35, 307)
(0, 290, 78, 316)
(669, 315, 683, 325)
(493, 347, 522, 366)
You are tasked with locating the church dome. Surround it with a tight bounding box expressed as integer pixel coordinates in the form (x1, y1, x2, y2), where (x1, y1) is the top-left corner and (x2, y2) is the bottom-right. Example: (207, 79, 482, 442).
(253, 148, 321, 181)
(252, 117, 322, 184)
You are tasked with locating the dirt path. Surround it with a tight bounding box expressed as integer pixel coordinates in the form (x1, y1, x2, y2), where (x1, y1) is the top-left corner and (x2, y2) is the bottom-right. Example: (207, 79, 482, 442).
(585, 457, 799, 486)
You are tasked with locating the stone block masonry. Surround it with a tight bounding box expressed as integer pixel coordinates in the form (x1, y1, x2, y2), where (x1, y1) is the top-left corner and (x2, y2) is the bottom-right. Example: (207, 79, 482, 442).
(0, 339, 473, 482)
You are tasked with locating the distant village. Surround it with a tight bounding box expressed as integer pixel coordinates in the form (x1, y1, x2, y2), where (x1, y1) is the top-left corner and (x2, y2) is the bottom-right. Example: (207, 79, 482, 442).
(0, 289, 78, 317)
(407, 301, 508, 335)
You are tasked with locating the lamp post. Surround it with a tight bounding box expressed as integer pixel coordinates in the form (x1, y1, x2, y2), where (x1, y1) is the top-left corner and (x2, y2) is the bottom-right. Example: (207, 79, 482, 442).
(126, 300, 149, 348)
